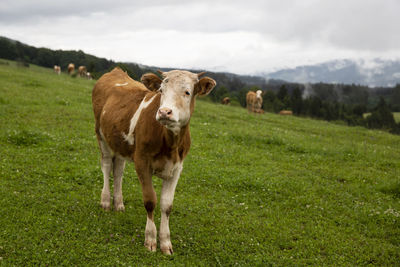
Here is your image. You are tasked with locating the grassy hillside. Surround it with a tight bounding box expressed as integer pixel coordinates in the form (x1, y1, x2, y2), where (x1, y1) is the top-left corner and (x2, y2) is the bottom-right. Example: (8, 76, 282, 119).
(0, 60, 399, 266)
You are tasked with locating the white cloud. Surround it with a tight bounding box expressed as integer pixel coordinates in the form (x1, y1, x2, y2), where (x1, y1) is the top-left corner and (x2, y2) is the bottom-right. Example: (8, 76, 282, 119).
(1, 0, 400, 74)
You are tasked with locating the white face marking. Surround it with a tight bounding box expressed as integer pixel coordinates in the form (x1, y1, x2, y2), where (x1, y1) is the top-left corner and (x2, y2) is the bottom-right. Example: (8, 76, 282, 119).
(115, 82, 128, 87)
(156, 71, 197, 134)
(123, 94, 157, 145)
(256, 90, 262, 99)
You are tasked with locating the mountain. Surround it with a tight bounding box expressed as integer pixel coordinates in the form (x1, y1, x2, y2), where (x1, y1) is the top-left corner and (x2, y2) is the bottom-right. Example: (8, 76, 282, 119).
(264, 59, 400, 87)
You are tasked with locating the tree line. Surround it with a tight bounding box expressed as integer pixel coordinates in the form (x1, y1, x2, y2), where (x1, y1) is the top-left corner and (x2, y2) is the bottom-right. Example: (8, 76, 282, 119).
(1, 36, 399, 134)
(210, 83, 400, 134)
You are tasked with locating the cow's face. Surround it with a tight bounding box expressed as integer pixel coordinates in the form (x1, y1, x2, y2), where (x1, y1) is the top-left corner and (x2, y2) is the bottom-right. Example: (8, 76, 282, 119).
(256, 90, 262, 99)
(141, 70, 216, 134)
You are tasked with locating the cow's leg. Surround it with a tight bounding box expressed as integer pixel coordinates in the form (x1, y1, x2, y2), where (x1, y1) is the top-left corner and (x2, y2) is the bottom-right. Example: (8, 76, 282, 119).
(135, 160, 157, 252)
(113, 156, 126, 211)
(99, 139, 113, 211)
(159, 163, 182, 255)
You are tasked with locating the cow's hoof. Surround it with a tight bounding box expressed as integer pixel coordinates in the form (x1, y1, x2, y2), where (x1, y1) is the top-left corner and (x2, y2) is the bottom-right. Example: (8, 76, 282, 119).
(100, 202, 111, 211)
(144, 240, 157, 252)
(114, 203, 125, 212)
(161, 243, 173, 255)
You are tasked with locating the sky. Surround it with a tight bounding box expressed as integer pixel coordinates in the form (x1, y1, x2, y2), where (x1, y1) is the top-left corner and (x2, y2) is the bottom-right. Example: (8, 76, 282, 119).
(1, 0, 399, 75)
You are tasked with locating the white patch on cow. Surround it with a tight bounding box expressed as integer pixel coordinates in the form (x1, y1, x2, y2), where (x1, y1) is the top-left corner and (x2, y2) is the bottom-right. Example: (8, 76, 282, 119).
(115, 82, 128, 87)
(102, 110, 106, 115)
(155, 160, 182, 180)
(159, 160, 182, 253)
(123, 94, 157, 145)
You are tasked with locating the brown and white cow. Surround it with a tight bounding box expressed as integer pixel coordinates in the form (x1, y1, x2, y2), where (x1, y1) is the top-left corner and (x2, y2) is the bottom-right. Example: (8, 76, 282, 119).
(78, 66, 87, 77)
(279, 110, 293, 115)
(54, 65, 61, 75)
(246, 90, 263, 113)
(67, 63, 75, 75)
(86, 72, 93, 80)
(92, 67, 216, 254)
(221, 96, 230, 105)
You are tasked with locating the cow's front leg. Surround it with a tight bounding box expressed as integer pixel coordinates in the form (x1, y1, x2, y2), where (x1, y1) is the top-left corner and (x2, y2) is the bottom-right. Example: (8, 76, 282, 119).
(159, 163, 182, 255)
(136, 161, 157, 252)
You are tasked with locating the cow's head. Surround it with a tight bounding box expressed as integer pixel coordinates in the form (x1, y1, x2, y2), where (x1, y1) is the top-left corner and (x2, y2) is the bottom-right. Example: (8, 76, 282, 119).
(256, 90, 262, 99)
(141, 70, 216, 134)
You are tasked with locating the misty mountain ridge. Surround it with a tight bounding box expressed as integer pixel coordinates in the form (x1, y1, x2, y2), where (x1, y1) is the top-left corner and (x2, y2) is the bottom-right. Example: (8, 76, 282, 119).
(263, 58, 400, 87)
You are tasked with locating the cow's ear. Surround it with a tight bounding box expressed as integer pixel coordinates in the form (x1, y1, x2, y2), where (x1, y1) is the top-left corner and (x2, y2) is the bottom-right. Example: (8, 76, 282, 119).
(141, 73, 162, 91)
(196, 77, 216, 96)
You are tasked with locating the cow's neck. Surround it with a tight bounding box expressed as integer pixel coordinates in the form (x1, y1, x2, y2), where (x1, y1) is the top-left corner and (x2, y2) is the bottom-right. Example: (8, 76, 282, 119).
(163, 124, 189, 150)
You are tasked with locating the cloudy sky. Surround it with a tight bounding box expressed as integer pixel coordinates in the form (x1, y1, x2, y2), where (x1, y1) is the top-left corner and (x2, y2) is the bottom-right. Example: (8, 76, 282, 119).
(1, 0, 399, 75)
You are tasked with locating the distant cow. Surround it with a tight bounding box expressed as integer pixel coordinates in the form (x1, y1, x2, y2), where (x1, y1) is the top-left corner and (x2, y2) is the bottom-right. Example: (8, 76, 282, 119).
(246, 90, 263, 113)
(86, 72, 93, 80)
(279, 110, 293, 115)
(67, 63, 75, 75)
(221, 97, 230, 105)
(92, 67, 216, 255)
(53, 65, 61, 75)
(78, 66, 87, 77)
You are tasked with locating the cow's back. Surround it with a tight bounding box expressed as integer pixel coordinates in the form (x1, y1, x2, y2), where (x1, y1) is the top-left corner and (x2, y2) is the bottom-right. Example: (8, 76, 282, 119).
(92, 68, 146, 122)
(92, 67, 151, 157)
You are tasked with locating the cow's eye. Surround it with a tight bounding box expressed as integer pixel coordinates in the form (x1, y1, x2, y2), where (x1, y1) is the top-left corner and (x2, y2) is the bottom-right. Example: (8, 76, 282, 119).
(159, 88, 163, 93)
(185, 91, 190, 96)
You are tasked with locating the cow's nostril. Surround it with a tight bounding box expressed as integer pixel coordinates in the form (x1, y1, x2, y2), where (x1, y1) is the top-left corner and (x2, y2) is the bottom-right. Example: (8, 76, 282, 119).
(167, 110, 172, 115)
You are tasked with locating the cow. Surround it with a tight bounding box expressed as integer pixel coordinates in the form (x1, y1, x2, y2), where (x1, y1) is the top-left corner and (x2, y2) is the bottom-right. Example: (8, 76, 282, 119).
(279, 110, 293, 115)
(221, 97, 230, 105)
(78, 66, 87, 77)
(86, 72, 93, 80)
(53, 65, 61, 75)
(67, 63, 75, 75)
(246, 90, 263, 113)
(92, 67, 216, 255)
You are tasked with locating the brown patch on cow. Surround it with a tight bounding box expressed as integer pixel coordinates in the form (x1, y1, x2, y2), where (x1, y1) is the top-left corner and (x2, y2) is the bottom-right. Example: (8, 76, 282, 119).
(141, 73, 162, 91)
(195, 77, 216, 95)
(144, 201, 155, 213)
(165, 205, 172, 217)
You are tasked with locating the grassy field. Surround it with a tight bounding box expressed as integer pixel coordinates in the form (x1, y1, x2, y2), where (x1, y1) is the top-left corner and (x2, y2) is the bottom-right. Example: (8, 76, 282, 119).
(394, 112, 400, 123)
(0, 60, 399, 266)
(364, 112, 400, 123)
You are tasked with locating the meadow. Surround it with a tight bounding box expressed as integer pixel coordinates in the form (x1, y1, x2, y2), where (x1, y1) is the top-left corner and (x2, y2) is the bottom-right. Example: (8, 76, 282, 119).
(0, 60, 399, 266)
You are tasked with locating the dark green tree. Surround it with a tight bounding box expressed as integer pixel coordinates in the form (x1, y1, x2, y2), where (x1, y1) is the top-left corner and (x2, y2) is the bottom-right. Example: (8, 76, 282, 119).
(366, 97, 396, 129)
(291, 87, 303, 115)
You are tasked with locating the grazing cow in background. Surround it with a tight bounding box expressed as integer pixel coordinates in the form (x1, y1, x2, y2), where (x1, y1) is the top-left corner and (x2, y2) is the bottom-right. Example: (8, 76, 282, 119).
(221, 97, 230, 105)
(279, 110, 293, 115)
(86, 72, 93, 80)
(53, 65, 61, 75)
(67, 63, 75, 75)
(78, 66, 87, 77)
(92, 67, 216, 255)
(246, 90, 263, 113)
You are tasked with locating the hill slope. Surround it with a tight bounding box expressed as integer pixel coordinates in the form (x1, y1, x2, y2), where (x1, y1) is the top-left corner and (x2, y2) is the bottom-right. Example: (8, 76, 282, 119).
(0, 61, 399, 265)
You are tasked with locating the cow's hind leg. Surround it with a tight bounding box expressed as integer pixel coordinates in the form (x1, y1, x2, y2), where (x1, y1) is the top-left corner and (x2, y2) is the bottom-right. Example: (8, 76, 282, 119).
(113, 156, 126, 211)
(99, 139, 113, 211)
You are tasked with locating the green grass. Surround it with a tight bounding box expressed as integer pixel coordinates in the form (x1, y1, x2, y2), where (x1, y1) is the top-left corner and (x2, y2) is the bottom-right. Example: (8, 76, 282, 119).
(394, 112, 400, 123)
(364, 112, 400, 123)
(1, 60, 399, 266)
